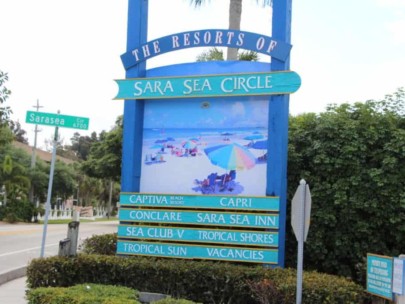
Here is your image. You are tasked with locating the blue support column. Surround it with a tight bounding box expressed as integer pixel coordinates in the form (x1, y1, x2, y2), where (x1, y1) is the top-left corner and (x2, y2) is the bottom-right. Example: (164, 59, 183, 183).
(267, 0, 292, 267)
(121, 0, 148, 192)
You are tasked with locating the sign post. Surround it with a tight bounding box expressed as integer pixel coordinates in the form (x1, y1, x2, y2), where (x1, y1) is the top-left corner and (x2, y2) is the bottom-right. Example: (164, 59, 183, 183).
(291, 179, 311, 304)
(394, 255, 405, 304)
(39, 125, 58, 258)
(26, 110, 89, 257)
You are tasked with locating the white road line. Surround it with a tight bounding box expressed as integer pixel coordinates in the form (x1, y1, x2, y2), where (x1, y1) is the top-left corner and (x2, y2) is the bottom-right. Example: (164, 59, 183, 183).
(0, 243, 59, 258)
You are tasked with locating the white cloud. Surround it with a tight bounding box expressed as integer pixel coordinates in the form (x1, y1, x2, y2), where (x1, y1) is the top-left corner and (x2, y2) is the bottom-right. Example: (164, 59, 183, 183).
(230, 102, 246, 117)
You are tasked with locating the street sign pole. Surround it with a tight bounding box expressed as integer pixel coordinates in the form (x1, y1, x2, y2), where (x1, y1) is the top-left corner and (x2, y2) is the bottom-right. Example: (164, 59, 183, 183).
(40, 125, 59, 258)
(25, 109, 89, 258)
(296, 179, 306, 304)
(291, 179, 312, 304)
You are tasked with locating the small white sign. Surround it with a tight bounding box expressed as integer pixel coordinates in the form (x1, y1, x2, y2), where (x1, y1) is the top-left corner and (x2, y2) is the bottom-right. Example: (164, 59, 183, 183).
(291, 182, 311, 242)
(393, 258, 405, 295)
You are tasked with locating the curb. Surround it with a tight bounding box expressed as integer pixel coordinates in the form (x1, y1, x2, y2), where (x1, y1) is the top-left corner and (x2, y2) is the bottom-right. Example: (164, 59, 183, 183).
(0, 266, 27, 286)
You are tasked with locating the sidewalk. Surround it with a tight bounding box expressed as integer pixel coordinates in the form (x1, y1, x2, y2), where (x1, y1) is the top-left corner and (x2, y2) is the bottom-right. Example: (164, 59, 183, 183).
(0, 265, 28, 303)
(0, 276, 27, 304)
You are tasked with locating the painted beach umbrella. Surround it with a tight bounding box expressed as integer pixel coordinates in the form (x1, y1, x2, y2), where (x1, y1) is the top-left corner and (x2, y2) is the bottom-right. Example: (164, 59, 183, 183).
(155, 139, 167, 143)
(251, 139, 268, 161)
(150, 144, 164, 149)
(243, 134, 264, 141)
(182, 140, 197, 149)
(204, 143, 256, 171)
(251, 139, 268, 150)
(166, 137, 176, 141)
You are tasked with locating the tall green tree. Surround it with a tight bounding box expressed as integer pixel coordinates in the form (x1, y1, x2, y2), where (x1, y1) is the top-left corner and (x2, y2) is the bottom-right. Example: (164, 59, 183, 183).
(52, 161, 76, 203)
(8, 120, 28, 144)
(286, 88, 405, 283)
(0, 148, 31, 202)
(196, 47, 258, 62)
(68, 132, 97, 161)
(0, 70, 12, 126)
(190, 0, 272, 60)
(81, 116, 122, 182)
(0, 70, 13, 149)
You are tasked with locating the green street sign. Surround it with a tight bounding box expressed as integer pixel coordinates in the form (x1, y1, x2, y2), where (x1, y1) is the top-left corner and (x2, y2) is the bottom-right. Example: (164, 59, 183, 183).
(26, 111, 89, 130)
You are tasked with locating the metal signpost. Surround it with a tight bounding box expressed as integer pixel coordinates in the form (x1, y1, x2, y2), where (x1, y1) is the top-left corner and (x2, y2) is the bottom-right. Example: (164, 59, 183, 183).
(291, 179, 311, 304)
(26, 110, 89, 257)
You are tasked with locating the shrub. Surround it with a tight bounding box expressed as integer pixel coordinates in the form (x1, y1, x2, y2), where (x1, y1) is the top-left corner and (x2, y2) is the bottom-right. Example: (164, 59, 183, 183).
(79, 233, 117, 255)
(0, 200, 35, 222)
(26, 254, 366, 304)
(27, 283, 140, 304)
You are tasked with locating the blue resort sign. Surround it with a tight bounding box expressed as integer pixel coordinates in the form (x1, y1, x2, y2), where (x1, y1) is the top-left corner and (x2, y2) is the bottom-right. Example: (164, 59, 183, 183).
(118, 0, 297, 267)
(115, 71, 301, 99)
(119, 208, 279, 229)
(117, 192, 280, 263)
(120, 193, 280, 211)
(117, 241, 278, 264)
(120, 29, 292, 70)
(118, 225, 279, 247)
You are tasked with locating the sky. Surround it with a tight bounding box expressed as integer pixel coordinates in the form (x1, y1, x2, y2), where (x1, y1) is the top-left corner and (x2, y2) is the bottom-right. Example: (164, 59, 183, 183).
(1, 0, 404, 148)
(144, 97, 269, 129)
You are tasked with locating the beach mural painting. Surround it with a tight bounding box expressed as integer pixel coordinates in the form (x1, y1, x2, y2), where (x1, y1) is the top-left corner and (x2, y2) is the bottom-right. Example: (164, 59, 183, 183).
(140, 96, 269, 196)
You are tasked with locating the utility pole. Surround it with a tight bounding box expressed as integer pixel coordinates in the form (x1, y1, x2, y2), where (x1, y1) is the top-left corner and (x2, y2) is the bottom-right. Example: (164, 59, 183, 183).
(29, 99, 43, 205)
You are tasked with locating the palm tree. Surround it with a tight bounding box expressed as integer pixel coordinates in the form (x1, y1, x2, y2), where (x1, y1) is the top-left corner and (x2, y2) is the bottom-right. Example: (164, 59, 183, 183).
(190, 0, 272, 60)
(196, 47, 258, 62)
(1, 154, 31, 202)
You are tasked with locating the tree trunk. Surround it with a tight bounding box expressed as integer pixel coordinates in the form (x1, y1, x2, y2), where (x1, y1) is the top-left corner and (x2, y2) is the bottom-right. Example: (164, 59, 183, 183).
(227, 0, 242, 60)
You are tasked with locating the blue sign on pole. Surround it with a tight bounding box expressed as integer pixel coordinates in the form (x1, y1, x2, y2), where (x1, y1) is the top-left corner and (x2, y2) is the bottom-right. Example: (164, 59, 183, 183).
(117, 240, 278, 264)
(119, 0, 297, 266)
(120, 29, 292, 70)
(118, 225, 279, 247)
(120, 193, 279, 211)
(367, 254, 394, 300)
(115, 71, 301, 100)
(119, 208, 279, 229)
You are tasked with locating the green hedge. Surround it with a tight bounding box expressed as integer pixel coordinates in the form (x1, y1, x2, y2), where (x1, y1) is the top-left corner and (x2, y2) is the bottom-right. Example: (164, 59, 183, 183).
(0, 200, 35, 222)
(27, 283, 140, 304)
(27, 254, 366, 304)
(79, 233, 117, 256)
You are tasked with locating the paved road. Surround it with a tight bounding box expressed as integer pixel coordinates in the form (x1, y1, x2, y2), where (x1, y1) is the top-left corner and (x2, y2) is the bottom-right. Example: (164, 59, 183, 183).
(0, 220, 118, 275)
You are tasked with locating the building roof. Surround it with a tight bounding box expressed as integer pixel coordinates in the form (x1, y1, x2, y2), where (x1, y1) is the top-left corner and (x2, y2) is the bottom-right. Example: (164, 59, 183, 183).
(12, 141, 76, 165)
